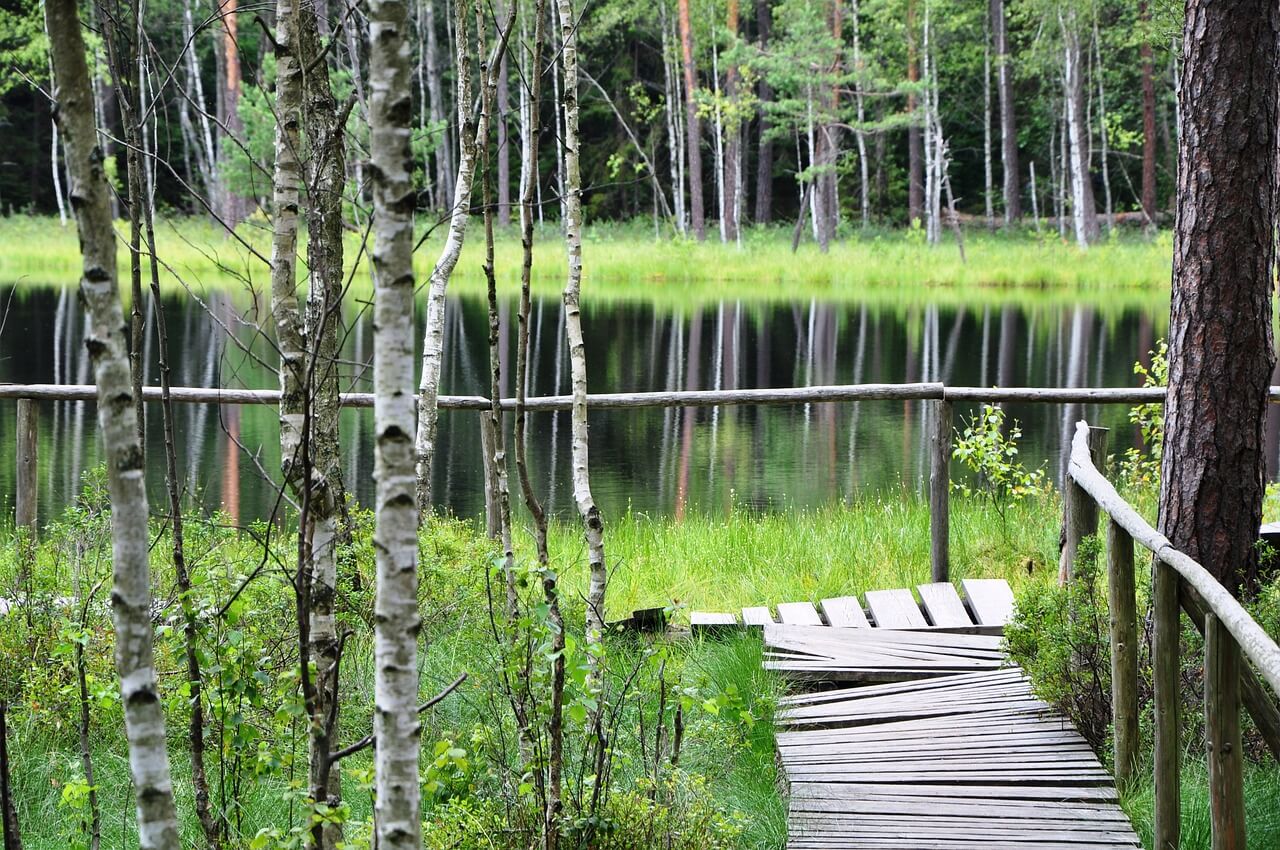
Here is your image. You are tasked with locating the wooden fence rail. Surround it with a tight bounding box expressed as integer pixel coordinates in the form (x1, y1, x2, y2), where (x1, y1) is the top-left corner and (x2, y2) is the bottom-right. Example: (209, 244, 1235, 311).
(1063, 419, 1280, 849)
(9, 381, 1280, 580)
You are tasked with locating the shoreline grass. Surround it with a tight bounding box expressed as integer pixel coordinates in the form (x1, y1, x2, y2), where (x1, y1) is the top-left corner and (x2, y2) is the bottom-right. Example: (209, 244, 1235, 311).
(0, 215, 1173, 310)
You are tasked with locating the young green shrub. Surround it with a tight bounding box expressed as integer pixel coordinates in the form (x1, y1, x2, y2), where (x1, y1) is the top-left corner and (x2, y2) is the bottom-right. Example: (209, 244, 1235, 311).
(952, 404, 1048, 524)
(1119, 341, 1167, 489)
(1004, 535, 1115, 750)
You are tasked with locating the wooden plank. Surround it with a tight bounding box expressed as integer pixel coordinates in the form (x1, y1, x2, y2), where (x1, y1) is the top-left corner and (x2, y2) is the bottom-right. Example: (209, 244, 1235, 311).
(741, 606, 774, 627)
(819, 596, 869, 628)
(863, 589, 928, 628)
(777, 602, 824, 626)
(689, 611, 737, 635)
(961, 578, 1016, 626)
(916, 582, 974, 627)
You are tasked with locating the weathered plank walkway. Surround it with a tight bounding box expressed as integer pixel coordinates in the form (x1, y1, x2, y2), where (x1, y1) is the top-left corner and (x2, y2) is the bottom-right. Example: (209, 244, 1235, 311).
(713, 579, 1142, 849)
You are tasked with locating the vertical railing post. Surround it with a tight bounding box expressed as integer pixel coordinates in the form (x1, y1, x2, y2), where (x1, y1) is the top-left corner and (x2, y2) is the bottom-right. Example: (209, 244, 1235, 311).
(1106, 517, 1138, 787)
(15, 399, 38, 535)
(929, 398, 952, 582)
(1059, 425, 1108, 584)
(1206, 612, 1245, 848)
(479, 410, 500, 540)
(1153, 557, 1181, 850)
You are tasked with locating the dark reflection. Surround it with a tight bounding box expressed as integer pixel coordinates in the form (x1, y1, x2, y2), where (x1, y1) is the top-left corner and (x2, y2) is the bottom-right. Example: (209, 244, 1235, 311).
(0, 283, 1236, 526)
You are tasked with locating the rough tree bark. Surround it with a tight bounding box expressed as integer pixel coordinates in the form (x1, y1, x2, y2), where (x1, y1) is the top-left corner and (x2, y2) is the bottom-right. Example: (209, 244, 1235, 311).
(677, 0, 705, 241)
(990, 0, 1019, 223)
(415, 1, 483, 514)
(44, 1, 180, 847)
(369, 0, 423, 845)
(555, 0, 608, 647)
(1158, 0, 1280, 595)
(906, 0, 922, 225)
(298, 5, 348, 845)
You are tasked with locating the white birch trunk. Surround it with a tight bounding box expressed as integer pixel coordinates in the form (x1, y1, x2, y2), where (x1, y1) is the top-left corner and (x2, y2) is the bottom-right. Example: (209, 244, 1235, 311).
(45, 1, 179, 847)
(415, 2, 480, 514)
(369, 0, 422, 845)
(269, 0, 307, 489)
(983, 14, 994, 229)
(852, 0, 869, 228)
(554, 0, 607, 646)
(1092, 16, 1113, 233)
(660, 7, 686, 233)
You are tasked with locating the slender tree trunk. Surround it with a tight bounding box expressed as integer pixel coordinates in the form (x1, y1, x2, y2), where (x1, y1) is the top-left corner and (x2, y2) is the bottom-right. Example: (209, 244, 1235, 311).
(1139, 0, 1156, 224)
(221, 0, 248, 224)
(754, 0, 774, 223)
(1093, 15, 1112, 234)
(45, 2, 180, 847)
(554, 0, 607, 647)
(298, 7, 347, 845)
(661, 6, 687, 233)
(678, 0, 705, 240)
(1158, 0, 1279, 595)
(511, 3, 564, 841)
(497, 14, 512, 228)
(906, 0, 923, 225)
(369, 0, 423, 845)
(1060, 10, 1099, 247)
(723, 0, 741, 241)
(990, 0, 1019, 223)
(425, 0, 455, 208)
(416, 1, 481, 513)
(982, 13, 994, 229)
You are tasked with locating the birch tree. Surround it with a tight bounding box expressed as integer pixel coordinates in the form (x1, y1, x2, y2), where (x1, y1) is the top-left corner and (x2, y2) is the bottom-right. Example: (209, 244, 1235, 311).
(44, 1, 179, 847)
(369, 0, 422, 845)
(415, 1, 483, 514)
(555, 0, 608, 647)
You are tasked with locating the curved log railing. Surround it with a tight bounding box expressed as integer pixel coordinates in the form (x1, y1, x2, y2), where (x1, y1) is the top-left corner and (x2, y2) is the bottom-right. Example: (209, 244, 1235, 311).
(1064, 419, 1280, 849)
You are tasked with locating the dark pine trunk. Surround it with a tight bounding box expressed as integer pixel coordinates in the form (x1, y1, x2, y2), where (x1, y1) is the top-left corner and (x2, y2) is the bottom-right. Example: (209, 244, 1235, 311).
(1158, 0, 1280, 595)
(678, 0, 705, 241)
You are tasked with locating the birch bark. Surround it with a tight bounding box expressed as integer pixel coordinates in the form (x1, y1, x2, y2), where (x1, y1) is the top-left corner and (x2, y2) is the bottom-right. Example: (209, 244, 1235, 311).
(369, 0, 422, 844)
(415, 1, 481, 514)
(554, 0, 608, 646)
(44, 1, 180, 847)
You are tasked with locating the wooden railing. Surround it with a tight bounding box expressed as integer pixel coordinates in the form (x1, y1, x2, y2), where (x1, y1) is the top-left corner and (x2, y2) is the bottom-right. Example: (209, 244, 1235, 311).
(8, 381, 1280, 582)
(1063, 419, 1280, 848)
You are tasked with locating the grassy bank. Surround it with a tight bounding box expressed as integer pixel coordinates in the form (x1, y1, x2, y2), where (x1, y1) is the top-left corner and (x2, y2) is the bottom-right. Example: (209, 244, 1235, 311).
(0, 215, 1173, 309)
(5, 489, 1277, 849)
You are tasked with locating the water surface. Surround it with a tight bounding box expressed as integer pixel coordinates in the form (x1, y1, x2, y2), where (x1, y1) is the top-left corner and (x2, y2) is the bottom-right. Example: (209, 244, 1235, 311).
(1, 283, 1216, 526)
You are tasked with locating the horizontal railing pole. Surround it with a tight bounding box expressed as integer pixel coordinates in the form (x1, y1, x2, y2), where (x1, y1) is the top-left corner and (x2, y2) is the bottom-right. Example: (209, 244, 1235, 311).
(1066, 420, 1280, 696)
(7, 382, 1280, 410)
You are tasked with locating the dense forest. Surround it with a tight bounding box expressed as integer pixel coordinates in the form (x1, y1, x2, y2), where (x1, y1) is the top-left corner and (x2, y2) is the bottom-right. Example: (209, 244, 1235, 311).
(0, 0, 1178, 247)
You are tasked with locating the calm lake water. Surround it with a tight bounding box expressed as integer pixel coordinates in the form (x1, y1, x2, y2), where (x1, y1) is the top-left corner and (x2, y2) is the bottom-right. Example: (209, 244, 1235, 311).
(3, 281, 1249, 527)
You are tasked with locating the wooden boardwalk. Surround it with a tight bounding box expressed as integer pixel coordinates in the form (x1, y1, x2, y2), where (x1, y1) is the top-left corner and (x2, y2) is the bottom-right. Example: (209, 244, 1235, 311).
(728, 579, 1142, 849)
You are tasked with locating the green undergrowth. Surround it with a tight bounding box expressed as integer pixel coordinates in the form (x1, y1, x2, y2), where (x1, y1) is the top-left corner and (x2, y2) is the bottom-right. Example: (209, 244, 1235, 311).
(0, 215, 1172, 310)
(1123, 761, 1280, 849)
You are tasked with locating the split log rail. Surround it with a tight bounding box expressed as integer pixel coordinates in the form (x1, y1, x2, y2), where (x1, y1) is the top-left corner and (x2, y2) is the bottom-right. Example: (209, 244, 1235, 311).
(1064, 419, 1280, 849)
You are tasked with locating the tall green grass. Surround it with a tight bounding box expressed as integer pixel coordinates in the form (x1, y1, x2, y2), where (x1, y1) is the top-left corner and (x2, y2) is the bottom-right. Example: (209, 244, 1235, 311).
(0, 215, 1172, 310)
(546, 495, 1063, 621)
